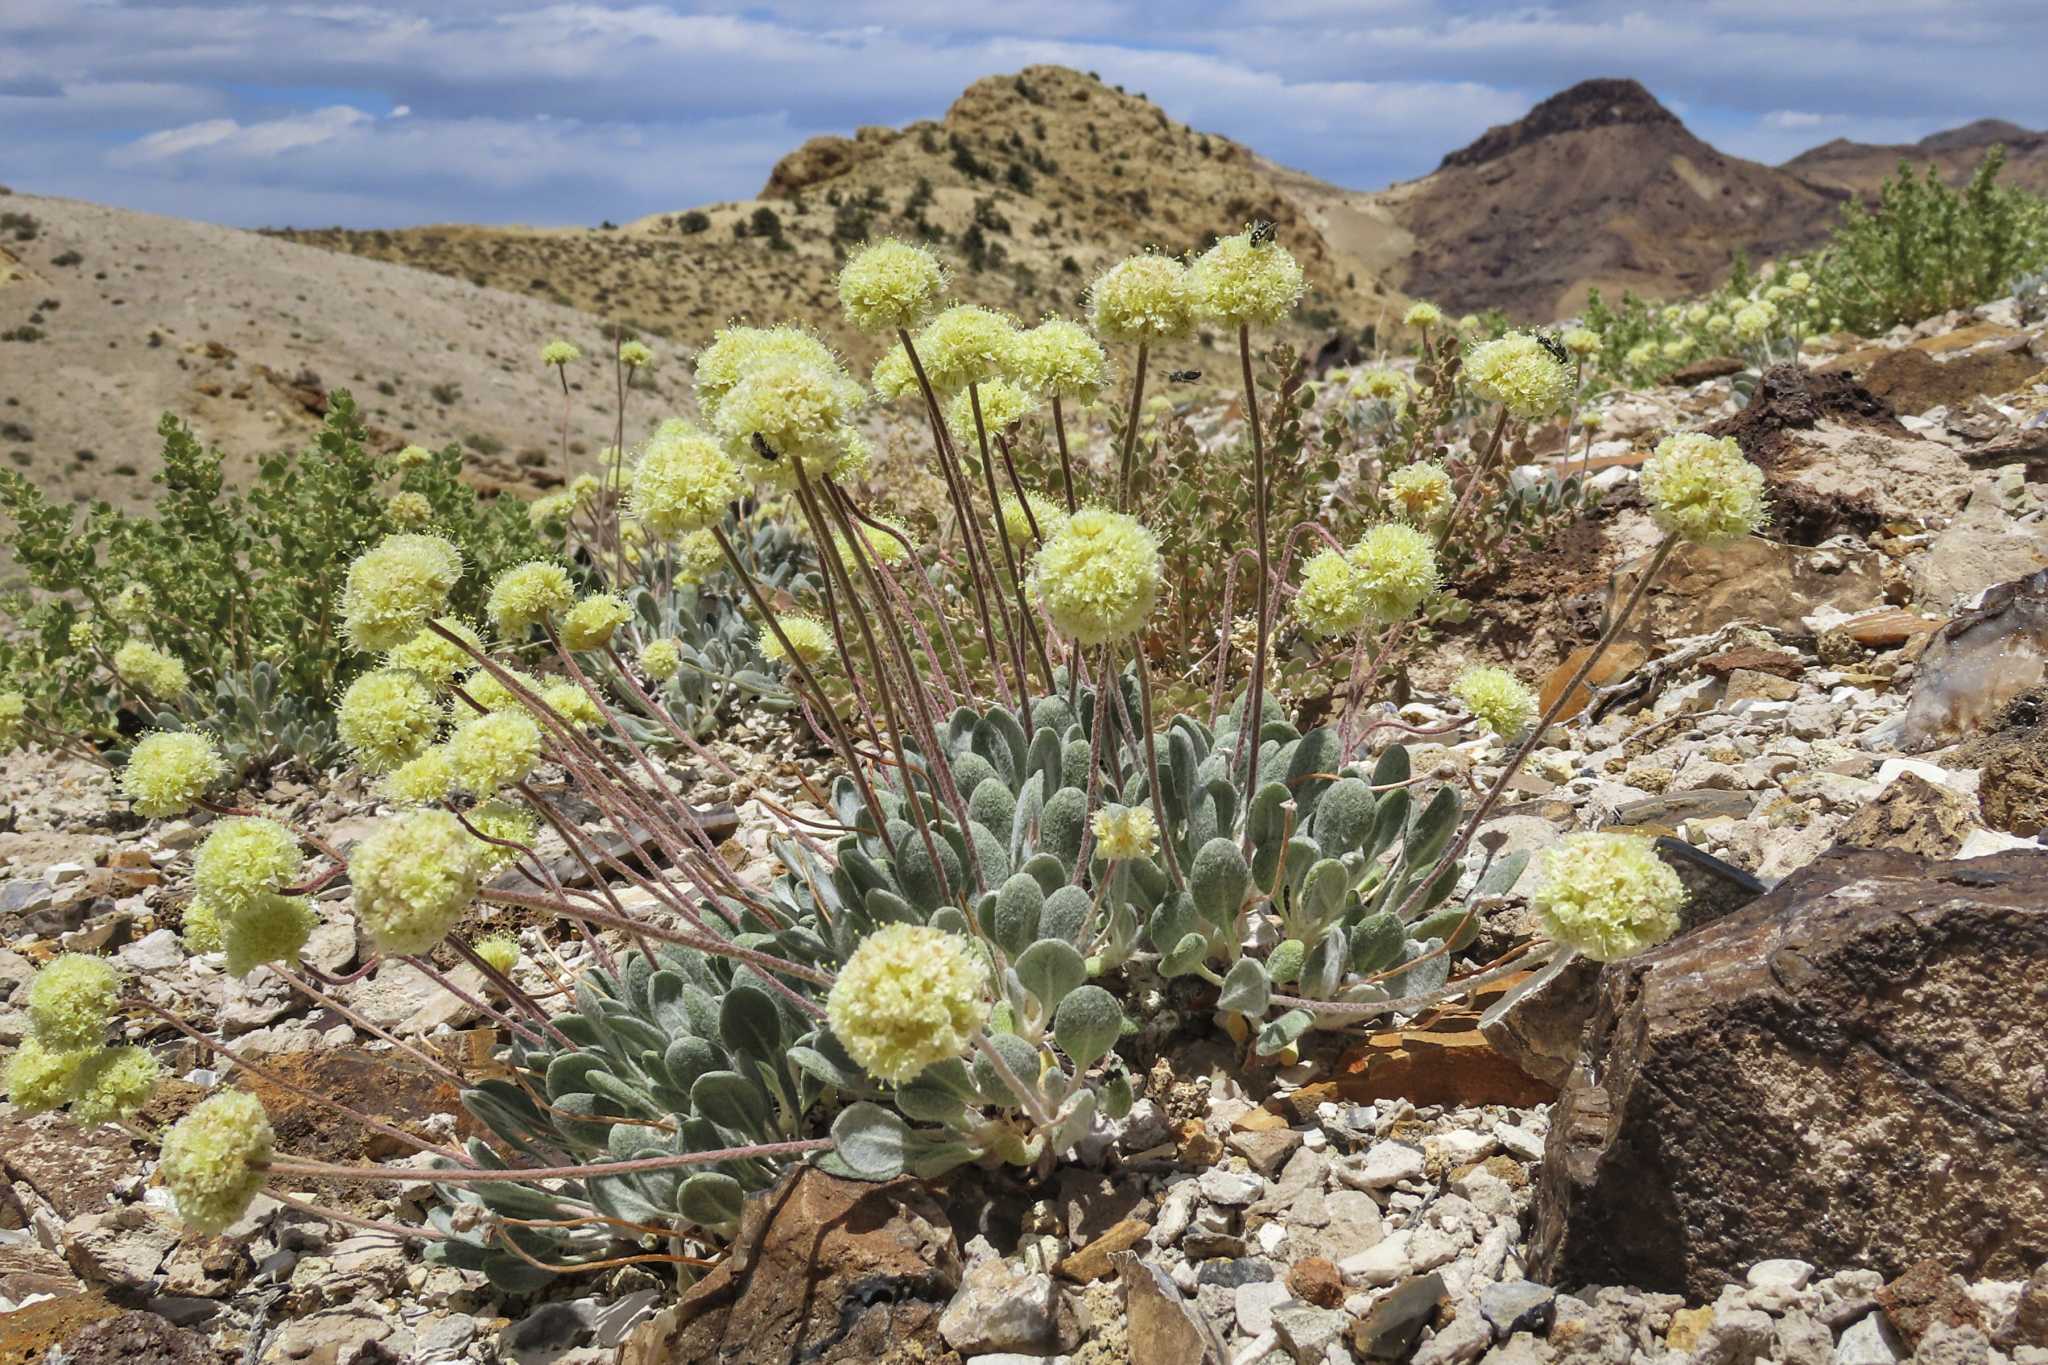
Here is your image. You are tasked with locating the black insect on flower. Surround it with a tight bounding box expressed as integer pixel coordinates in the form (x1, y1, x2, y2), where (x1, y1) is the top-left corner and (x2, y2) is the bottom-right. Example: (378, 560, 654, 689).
(1248, 219, 1277, 247)
(1167, 369, 1202, 383)
(1533, 330, 1572, 367)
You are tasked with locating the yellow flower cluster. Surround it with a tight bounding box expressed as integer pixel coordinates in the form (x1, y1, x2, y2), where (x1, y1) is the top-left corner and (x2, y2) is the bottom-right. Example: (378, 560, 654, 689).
(999, 492, 1065, 549)
(1349, 522, 1439, 623)
(1294, 548, 1371, 637)
(945, 378, 1037, 452)
(350, 809, 485, 955)
(760, 615, 835, 668)
(487, 561, 575, 638)
(1007, 319, 1107, 402)
(540, 338, 581, 367)
(561, 593, 630, 651)
(337, 668, 442, 773)
(619, 339, 654, 369)
(713, 359, 865, 486)
(1188, 230, 1304, 326)
(1640, 432, 1768, 548)
(159, 1090, 274, 1234)
(380, 746, 455, 804)
(447, 709, 544, 794)
(638, 638, 682, 682)
(695, 327, 838, 417)
(913, 306, 1019, 393)
(1089, 254, 1195, 343)
(2, 953, 159, 1130)
(1029, 508, 1162, 646)
(1386, 461, 1452, 523)
(630, 424, 745, 538)
(110, 584, 156, 622)
(1452, 666, 1537, 739)
(193, 817, 302, 915)
(121, 731, 226, 817)
(826, 923, 989, 1084)
(1091, 803, 1159, 862)
(871, 348, 919, 402)
(222, 894, 318, 979)
(386, 618, 481, 690)
(475, 933, 521, 975)
(341, 533, 463, 653)
(25, 953, 119, 1052)
(1466, 332, 1574, 421)
(112, 640, 189, 699)
(1531, 833, 1686, 961)
(386, 491, 433, 528)
(1403, 301, 1443, 329)
(838, 239, 948, 332)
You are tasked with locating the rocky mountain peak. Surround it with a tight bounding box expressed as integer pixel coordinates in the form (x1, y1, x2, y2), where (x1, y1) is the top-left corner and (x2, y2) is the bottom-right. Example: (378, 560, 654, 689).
(1439, 77, 1682, 170)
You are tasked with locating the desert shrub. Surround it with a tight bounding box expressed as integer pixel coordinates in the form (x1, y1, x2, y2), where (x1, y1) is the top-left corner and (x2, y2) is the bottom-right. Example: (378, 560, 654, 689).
(676, 209, 711, 235)
(0, 394, 544, 765)
(1810, 146, 2048, 333)
(1579, 147, 2048, 384)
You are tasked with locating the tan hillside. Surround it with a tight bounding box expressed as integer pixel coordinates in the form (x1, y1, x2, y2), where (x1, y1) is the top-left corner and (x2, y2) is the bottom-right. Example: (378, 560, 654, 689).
(0, 192, 675, 519)
(267, 66, 1409, 371)
(1782, 118, 2048, 199)
(1372, 78, 1844, 320)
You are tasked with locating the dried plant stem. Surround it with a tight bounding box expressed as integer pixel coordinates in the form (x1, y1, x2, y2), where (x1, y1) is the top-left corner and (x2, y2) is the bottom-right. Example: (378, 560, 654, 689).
(896, 327, 1013, 707)
(1236, 322, 1275, 815)
(1051, 396, 1080, 512)
(261, 1136, 835, 1184)
(707, 522, 897, 858)
(1390, 531, 1679, 931)
(134, 999, 473, 1165)
(969, 384, 1057, 700)
(1116, 342, 1149, 510)
(1130, 645, 1183, 888)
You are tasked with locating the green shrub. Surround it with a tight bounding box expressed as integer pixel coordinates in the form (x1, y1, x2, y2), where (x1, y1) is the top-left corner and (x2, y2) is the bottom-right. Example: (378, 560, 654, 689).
(1811, 146, 2048, 334)
(0, 393, 545, 763)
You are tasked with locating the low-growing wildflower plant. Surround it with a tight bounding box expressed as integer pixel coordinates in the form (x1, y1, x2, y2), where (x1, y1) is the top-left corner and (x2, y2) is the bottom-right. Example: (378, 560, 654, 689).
(36, 221, 1778, 1285)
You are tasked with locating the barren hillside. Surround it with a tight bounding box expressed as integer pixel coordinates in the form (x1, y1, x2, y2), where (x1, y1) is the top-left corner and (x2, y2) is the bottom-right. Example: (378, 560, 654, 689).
(1783, 118, 2048, 199)
(1373, 79, 1844, 320)
(0, 192, 678, 516)
(267, 67, 1410, 371)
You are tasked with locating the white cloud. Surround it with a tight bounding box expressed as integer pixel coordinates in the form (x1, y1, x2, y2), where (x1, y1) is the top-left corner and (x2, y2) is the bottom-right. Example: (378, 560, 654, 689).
(3, 0, 2043, 226)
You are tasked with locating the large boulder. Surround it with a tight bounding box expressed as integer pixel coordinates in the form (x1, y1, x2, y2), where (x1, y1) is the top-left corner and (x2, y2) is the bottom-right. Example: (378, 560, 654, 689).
(1530, 847, 2048, 1299)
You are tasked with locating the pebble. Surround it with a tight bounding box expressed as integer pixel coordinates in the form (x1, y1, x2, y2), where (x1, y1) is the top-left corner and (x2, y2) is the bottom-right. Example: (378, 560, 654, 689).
(1352, 1141, 1426, 1189)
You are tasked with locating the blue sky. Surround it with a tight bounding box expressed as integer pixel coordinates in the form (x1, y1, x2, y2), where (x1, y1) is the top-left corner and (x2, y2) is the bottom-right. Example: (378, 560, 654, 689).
(4, 1, 2044, 228)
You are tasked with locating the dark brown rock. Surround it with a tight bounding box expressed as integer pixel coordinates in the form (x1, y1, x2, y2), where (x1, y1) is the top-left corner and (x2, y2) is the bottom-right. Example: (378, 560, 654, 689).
(52, 1310, 214, 1365)
(1954, 689, 2048, 837)
(1833, 771, 1977, 857)
(1119, 1253, 1224, 1365)
(1530, 847, 2048, 1299)
(1697, 647, 1805, 681)
(1855, 340, 2042, 417)
(1874, 1257, 1983, 1350)
(1666, 355, 1747, 386)
(1286, 1255, 1346, 1309)
(622, 1166, 960, 1365)
(1352, 1271, 1446, 1359)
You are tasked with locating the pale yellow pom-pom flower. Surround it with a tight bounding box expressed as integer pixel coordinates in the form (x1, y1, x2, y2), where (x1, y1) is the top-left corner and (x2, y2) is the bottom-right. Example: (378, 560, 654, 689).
(1530, 833, 1686, 962)
(826, 923, 990, 1084)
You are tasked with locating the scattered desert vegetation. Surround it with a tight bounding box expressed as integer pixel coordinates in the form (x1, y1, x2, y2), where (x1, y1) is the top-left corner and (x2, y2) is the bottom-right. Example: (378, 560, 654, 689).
(3, 70, 2047, 1365)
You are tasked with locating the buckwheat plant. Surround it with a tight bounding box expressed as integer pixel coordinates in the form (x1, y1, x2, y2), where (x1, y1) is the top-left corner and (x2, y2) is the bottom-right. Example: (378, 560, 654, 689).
(61, 229, 1768, 1290)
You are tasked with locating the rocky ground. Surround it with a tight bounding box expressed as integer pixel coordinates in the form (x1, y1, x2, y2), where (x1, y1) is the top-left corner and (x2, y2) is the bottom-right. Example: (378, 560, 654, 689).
(3, 299, 2047, 1363)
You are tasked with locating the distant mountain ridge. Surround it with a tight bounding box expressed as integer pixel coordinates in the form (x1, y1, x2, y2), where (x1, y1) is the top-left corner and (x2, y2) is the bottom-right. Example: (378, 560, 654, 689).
(1781, 116, 2048, 199)
(247, 69, 2046, 331)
